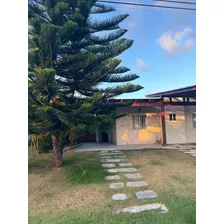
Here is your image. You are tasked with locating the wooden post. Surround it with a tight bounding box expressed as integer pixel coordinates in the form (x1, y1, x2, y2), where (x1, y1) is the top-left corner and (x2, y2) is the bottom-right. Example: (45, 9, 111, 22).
(161, 102, 167, 146)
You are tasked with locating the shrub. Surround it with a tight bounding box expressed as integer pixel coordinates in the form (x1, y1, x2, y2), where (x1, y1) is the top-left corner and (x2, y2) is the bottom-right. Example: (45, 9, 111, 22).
(39, 135, 52, 153)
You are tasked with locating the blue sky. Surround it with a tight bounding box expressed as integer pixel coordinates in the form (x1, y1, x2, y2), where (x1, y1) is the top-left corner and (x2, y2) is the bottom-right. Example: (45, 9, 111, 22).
(95, 0, 196, 98)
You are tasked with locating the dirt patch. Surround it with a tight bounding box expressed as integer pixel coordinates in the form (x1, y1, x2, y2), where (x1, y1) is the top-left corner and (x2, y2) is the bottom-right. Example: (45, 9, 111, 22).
(126, 150, 196, 195)
(29, 168, 108, 216)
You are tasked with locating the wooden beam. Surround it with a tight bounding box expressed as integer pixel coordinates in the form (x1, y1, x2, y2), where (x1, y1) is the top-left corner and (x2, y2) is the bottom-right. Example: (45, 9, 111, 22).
(161, 103, 167, 146)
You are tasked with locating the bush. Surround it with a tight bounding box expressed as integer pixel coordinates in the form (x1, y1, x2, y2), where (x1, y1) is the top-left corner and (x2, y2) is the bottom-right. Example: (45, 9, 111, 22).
(39, 135, 52, 153)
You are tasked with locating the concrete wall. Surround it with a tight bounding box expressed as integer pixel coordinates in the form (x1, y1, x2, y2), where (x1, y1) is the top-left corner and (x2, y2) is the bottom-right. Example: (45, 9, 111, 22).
(184, 106, 196, 143)
(164, 106, 187, 144)
(164, 105, 196, 144)
(111, 122, 117, 144)
(115, 106, 162, 145)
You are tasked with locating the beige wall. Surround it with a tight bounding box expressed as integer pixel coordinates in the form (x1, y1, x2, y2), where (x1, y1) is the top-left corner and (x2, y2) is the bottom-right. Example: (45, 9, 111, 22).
(184, 106, 196, 143)
(165, 106, 186, 144)
(164, 105, 196, 144)
(115, 107, 162, 145)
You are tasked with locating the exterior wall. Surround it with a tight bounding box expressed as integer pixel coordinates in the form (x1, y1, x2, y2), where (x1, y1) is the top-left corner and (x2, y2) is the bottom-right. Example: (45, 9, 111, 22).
(184, 106, 196, 143)
(164, 105, 196, 144)
(111, 122, 117, 144)
(165, 106, 187, 144)
(115, 106, 162, 145)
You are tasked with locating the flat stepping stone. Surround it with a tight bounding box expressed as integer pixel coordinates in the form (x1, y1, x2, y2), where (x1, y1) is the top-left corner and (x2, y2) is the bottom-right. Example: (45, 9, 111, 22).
(100, 156, 112, 159)
(118, 163, 132, 167)
(112, 193, 127, 200)
(100, 150, 121, 154)
(101, 159, 129, 163)
(102, 164, 116, 168)
(115, 203, 168, 214)
(109, 182, 124, 189)
(125, 173, 143, 179)
(136, 190, 157, 199)
(105, 175, 120, 180)
(184, 150, 196, 154)
(107, 168, 137, 173)
(127, 181, 147, 187)
(100, 150, 121, 153)
(112, 155, 126, 158)
(100, 153, 124, 156)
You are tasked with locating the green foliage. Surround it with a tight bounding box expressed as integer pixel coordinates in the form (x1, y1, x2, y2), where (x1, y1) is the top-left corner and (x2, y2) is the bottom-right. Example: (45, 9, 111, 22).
(28, 0, 144, 146)
(39, 135, 52, 153)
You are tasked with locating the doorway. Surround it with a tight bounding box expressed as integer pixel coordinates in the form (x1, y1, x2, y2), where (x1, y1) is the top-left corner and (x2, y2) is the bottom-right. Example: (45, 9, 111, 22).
(102, 131, 108, 142)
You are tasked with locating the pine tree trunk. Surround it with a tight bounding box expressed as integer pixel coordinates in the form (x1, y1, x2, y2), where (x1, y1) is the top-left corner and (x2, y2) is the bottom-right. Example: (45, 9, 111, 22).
(31, 135, 40, 154)
(52, 134, 63, 167)
(69, 133, 74, 150)
(58, 136, 64, 157)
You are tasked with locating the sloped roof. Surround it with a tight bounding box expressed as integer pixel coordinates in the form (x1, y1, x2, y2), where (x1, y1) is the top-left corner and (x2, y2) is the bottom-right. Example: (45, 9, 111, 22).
(146, 85, 196, 98)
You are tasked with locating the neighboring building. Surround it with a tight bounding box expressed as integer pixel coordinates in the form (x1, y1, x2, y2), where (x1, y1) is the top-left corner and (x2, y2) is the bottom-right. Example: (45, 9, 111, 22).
(78, 85, 196, 146)
(106, 85, 196, 145)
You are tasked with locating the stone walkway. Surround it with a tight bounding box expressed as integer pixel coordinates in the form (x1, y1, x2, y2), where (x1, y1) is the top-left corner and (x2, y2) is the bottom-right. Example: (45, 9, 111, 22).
(165, 144, 196, 157)
(75, 143, 162, 152)
(100, 150, 168, 214)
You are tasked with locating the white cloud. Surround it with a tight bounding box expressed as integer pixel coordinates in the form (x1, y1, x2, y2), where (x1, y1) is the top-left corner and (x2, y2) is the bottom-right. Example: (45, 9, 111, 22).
(182, 38, 194, 51)
(175, 27, 192, 40)
(156, 27, 194, 55)
(136, 58, 149, 72)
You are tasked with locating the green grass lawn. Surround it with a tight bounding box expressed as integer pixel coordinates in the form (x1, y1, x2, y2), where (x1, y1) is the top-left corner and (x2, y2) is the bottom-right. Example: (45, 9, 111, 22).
(28, 148, 196, 224)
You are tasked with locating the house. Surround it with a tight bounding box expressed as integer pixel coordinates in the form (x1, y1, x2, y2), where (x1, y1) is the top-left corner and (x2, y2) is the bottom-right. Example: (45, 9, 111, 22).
(95, 85, 196, 146)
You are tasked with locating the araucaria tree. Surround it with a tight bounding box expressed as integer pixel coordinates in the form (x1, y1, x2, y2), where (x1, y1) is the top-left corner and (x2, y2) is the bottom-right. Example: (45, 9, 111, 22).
(28, 0, 143, 167)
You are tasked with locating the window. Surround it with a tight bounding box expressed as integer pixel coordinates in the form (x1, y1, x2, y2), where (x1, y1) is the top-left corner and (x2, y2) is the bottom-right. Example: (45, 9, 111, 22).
(173, 114, 176, 120)
(189, 97, 196, 102)
(171, 97, 183, 102)
(169, 114, 176, 121)
(176, 97, 184, 102)
(171, 98, 178, 102)
(163, 97, 170, 102)
(132, 115, 146, 130)
(192, 113, 196, 128)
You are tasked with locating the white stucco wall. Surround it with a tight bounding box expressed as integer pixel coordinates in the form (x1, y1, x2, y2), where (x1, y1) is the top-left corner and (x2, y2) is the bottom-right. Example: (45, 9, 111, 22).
(165, 106, 187, 144)
(115, 107, 162, 145)
(164, 105, 196, 144)
(112, 105, 196, 145)
(184, 106, 196, 143)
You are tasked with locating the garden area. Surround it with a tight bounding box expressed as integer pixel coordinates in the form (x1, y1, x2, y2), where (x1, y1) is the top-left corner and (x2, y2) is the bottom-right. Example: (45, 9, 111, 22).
(28, 148, 196, 224)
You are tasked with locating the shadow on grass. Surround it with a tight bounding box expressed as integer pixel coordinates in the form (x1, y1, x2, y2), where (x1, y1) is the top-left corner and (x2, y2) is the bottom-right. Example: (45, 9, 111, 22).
(29, 150, 106, 185)
(28, 153, 54, 174)
(169, 174, 194, 185)
(151, 160, 164, 166)
(63, 152, 106, 185)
